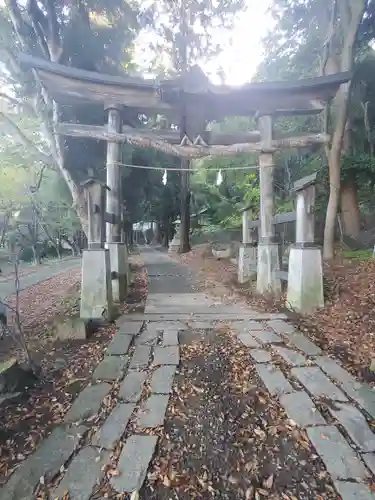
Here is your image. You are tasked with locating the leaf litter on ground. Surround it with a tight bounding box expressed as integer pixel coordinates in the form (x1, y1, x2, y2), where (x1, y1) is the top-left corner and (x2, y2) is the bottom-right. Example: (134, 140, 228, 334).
(0, 261, 147, 487)
(174, 245, 375, 385)
(140, 326, 338, 500)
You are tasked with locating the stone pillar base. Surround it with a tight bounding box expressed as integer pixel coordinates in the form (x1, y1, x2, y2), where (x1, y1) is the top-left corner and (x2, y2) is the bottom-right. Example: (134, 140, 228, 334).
(80, 249, 114, 322)
(256, 242, 281, 295)
(238, 244, 257, 284)
(287, 246, 324, 313)
(168, 235, 180, 254)
(106, 242, 127, 302)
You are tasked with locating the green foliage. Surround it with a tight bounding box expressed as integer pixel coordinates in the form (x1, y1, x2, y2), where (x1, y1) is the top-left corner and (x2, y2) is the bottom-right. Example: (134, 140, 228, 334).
(342, 249, 373, 260)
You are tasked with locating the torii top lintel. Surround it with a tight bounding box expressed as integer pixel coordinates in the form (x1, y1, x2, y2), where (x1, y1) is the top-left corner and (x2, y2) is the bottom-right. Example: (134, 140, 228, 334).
(18, 53, 351, 120)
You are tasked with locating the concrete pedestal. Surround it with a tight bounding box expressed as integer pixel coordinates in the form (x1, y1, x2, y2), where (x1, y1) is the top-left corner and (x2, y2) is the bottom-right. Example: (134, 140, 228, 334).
(168, 234, 180, 254)
(238, 244, 257, 284)
(106, 242, 127, 302)
(256, 242, 281, 295)
(80, 249, 114, 321)
(287, 246, 324, 313)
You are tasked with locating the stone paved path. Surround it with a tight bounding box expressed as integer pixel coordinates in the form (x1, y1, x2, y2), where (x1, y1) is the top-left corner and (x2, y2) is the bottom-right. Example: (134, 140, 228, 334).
(2, 248, 375, 499)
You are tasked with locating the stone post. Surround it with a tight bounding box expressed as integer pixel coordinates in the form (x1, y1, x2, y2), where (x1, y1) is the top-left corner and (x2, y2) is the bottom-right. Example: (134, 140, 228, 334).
(287, 172, 324, 313)
(80, 179, 114, 322)
(105, 104, 127, 302)
(238, 207, 257, 283)
(168, 219, 181, 253)
(256, 115, 281, 295)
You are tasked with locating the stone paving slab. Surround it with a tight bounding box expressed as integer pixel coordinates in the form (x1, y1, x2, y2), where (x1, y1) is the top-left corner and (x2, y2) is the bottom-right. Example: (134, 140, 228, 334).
(274, 346, 307, 366)
(127, 313, 287, 321)
(255, 364, 295, 396)
(250, 330, 282, 345)
(307, 426, 369, 479)
(93, 356, 128, 381)
(334, 481, 375, 500)
(92, 403, 135, 449)
(162, 321, 186, 331)
(135, 328, 159, 346)
(189, 321, 214, 329)
(118, 371, 148, 402)
(147, 306, 237, 315)
(249, 349, 272, 363)
(328, 402, 375, 452)
(129, 345, 151, 370)
(153, 345, 180, 366)
(231, 320, 266, 332)
(267, 319, 296, 335)
(162, 329, 180, 345)
(106, 334, 132, 356)
(315, 356, 375, 418)
(52, 447, 109, 500)
(150, 365, 176, 394)
(137, 394, 169, 427)
(146, 292, 213, 306)
(280, 391, 326, 427)
(116, 320, 144, 335)
(238, 334, 260, 348)
(315, 356, 361, 390)
(110, 435, 158, 493)
(65, 383, 111, 423)
(0, 425, 86, 500)
(291, 366, 348, 402)
(350, 386, 375, 420)
(286, 333, 322, 356)
(362, 452, 375, 475)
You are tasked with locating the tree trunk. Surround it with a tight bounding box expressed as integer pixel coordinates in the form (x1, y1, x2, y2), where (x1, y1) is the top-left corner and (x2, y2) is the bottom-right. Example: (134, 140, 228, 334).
(154, 222, 162, 244)
(323, 149, 341, 259)
(179, 162, 191, 253)
(340, 180, 361, 238)
(322, 0, 367, 259)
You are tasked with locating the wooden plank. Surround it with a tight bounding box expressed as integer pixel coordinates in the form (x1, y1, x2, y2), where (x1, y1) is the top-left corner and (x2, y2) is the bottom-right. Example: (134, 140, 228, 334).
(38, 70, 170, 110)
(19, 53, 351, 96)
(55, 122, 330, 159)
(292, 171, 318, 192)
(19, 54, 351, 120)
(57, 122, 262, 145)
(248, 211, 297, 228)
(19, 53, 157, 90)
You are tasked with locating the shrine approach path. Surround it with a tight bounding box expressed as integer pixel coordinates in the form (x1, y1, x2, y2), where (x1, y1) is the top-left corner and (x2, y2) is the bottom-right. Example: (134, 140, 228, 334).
(2, 247, 375, 499)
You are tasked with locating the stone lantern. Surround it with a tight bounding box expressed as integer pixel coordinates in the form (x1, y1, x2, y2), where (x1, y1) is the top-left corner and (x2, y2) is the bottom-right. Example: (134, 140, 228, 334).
(168, 218, 181, 253)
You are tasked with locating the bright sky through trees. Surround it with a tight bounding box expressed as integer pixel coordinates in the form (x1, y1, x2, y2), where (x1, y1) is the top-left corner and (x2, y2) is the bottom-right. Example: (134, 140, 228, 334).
(134, 0, 273, 85)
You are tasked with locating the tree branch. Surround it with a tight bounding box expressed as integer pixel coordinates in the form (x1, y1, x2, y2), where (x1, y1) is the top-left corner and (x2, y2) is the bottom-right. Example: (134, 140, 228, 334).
(44, 0, 62, 61)
(0, 92, 37, 117)
(0, 112, 55, 166)
(26, 0, 50, 59)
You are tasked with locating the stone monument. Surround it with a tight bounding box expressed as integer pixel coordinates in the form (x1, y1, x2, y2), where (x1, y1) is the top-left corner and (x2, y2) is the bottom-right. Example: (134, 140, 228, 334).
(80, 178, 114, 322)
(287, 173, 324, 313)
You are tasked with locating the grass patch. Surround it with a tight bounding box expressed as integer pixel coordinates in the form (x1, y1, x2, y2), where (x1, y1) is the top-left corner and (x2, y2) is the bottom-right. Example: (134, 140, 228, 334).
(342, 249, 374, 260)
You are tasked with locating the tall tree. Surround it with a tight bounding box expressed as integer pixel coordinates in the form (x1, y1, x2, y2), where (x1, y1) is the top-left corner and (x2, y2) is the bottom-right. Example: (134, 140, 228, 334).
(258, 0, 369, 258)
(143, 0, 245, 252)
(0, 0, 143, 234)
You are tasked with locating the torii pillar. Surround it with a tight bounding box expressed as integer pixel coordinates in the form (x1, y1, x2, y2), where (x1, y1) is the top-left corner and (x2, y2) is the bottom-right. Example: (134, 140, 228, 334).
(256, 115, 281, 295)
(105, 104, 127, 302)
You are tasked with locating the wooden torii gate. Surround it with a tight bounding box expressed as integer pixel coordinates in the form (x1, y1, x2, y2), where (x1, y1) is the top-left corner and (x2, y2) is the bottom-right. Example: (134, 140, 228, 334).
(18, 54, 350, 318)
